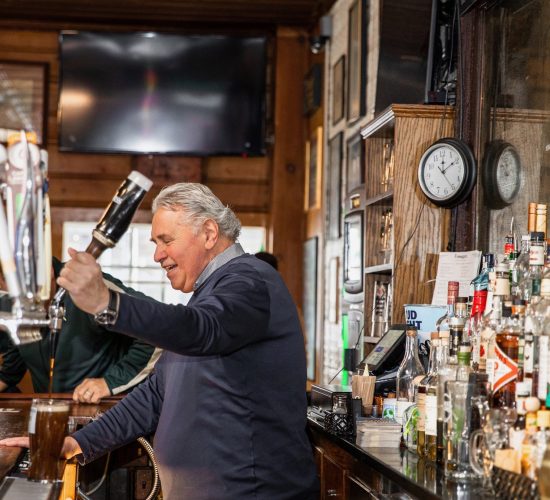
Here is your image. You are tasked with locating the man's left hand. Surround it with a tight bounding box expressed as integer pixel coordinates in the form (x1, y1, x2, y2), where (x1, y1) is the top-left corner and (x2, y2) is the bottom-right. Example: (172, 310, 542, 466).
(73, 378, 111, 404)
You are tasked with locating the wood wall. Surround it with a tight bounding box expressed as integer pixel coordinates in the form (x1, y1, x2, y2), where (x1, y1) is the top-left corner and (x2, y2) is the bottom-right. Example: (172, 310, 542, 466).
(0, 26, 307, 304)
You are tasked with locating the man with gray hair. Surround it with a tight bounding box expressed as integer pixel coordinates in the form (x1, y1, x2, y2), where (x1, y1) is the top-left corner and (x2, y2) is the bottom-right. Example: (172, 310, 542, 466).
(1, 182, 318, 499)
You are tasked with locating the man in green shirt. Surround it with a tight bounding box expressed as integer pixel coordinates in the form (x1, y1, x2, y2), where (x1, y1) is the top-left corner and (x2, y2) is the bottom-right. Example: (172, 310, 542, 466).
(0, 259, 160, 402)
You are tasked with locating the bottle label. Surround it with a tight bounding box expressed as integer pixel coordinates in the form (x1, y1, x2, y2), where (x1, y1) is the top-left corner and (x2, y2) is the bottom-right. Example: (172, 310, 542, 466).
(396, 400, 414, 426)
(538, 336, 549, 401)
(471, 291, 488, 316)
(524, 340, 534, 374)
(541, 278, 550, 297)
(495, 277, 511, 296)
(490, 344, 518, 393)
(425, 394, 437, 436)
(530, 246, 545, 266)
(416, 392, 426, 432)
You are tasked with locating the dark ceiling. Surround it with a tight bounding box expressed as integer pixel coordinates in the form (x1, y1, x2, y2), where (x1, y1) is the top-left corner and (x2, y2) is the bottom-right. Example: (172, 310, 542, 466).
(0, 0, 335, 30)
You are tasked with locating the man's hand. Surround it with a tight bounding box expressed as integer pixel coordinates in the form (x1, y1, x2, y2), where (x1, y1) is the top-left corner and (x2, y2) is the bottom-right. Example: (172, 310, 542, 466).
(73, 378, 111, 404)
(0, 436, 82, 459)
(57, 248, 110, 315)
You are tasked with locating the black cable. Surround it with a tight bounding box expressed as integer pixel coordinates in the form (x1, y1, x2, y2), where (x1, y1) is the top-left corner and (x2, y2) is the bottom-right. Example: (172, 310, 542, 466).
(327, 323, 365, 384)
(393, 203, 426, 279)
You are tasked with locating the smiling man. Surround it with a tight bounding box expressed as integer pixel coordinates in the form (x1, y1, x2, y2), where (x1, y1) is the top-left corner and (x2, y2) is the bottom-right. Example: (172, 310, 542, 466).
(2, 183, 318, 499)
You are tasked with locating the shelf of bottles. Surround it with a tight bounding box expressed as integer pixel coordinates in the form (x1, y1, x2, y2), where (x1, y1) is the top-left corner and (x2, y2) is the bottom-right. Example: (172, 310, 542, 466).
(390, 201, 550, 493)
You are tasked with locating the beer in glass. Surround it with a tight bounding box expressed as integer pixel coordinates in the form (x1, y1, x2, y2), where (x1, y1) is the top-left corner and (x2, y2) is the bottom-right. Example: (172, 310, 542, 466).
(28, 398, 70, 482)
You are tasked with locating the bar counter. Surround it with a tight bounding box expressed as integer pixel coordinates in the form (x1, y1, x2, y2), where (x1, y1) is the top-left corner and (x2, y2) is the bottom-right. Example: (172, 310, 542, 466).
(308, 413, 539, 500)
(0, 393, 122, 499)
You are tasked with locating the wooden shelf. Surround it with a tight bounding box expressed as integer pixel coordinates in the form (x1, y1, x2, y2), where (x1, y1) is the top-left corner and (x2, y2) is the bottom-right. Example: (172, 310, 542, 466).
(364, 189, 393, 207)
(364, 263, 393, 274)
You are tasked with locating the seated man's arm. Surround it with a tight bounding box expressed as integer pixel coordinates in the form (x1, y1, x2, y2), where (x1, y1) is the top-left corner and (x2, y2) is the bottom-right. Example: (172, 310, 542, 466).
(0, 346, 28, 392)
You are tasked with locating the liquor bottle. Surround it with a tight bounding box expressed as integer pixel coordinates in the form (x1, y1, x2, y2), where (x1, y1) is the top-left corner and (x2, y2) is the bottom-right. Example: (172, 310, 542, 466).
(449, 297, 467, 362)
(435, 281, 460, 337)
(480, 294, 502, 373)
(436, 336, 455, 464)
(456, 346, 472, 382)
(525, 232, 546, 301)
(490, 305, 519, 408)
(540, 240, 550, 299)
(515, 234, 531, 298)
(417, 335, 439, 457)
(396, 326, 425, 426)
(425, 339, 442, 461)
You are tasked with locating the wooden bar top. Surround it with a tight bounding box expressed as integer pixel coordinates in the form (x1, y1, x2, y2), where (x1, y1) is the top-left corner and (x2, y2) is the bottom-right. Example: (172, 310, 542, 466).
(0, 393, 121, 481)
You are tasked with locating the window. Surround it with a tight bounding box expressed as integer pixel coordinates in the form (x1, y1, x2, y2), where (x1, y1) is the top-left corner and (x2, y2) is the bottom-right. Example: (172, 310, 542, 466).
(62, 222, 266, 304)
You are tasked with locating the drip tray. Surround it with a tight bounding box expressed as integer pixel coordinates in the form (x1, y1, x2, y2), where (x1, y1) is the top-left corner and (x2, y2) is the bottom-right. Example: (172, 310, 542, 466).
(0, 476, 62, 500)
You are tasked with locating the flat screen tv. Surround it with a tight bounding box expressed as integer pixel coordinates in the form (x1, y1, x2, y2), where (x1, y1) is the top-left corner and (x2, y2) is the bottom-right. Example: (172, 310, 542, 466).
(58, 31, 267, 155)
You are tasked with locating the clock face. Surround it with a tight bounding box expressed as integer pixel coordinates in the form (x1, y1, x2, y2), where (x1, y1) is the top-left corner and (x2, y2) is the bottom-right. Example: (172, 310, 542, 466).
(496, 146, 521, 203)
(417, 138, 477, 208)
(419, 144, 465, 201)
(482, 141, 522, 209)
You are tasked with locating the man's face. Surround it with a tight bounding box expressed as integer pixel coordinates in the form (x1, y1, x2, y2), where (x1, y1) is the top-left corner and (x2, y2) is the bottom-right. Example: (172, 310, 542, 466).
(151, 208, 212, 293)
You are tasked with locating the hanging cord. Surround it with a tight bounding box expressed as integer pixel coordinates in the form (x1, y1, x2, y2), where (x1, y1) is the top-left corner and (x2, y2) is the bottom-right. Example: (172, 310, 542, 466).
(76, 437, 160, 500)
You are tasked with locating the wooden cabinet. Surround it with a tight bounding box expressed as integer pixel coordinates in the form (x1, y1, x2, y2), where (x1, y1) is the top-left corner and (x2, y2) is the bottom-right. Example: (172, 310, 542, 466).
(360, 104, 454, 337)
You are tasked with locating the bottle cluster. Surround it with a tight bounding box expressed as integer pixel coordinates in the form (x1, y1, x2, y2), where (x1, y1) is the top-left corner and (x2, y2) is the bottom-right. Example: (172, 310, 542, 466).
(396, 202, 550, 482)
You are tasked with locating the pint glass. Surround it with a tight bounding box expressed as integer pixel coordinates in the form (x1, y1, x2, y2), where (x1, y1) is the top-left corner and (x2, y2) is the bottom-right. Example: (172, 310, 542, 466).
(28, 398, 71, 482)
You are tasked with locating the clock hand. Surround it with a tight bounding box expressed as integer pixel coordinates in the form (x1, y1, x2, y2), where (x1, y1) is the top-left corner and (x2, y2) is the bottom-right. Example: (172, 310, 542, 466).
(442, 158, 458, 173)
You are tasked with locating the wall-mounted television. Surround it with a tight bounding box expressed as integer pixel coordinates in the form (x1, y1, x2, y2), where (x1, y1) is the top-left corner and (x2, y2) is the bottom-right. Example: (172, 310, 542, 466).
(58, 31, 267, 156)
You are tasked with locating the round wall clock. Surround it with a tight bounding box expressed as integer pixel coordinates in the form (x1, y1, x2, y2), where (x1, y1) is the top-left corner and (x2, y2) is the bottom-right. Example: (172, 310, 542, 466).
(482, 140, 522, 209)
(417, 138, 477, 208)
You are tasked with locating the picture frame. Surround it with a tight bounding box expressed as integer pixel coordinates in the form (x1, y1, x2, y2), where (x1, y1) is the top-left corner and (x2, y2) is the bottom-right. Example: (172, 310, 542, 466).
(304, 126, 323, 211)
(303, 236, 318, 380)
(346, 134, 364, 193)
(332, 55, 345, 125)
(327, 132, 343, 239)
(0, 61, 48, 145)
(303, 64, 323, 116)
(327, 256, 340, 324)
(347, 0, 367, 122)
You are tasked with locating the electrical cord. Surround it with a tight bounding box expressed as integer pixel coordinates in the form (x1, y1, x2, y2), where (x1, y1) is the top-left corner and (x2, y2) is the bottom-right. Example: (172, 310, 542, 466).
(76, 437, 160, 500)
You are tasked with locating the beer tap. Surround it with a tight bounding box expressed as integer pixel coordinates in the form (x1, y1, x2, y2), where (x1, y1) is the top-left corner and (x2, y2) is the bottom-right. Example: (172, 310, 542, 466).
(0, 136, 153, 346)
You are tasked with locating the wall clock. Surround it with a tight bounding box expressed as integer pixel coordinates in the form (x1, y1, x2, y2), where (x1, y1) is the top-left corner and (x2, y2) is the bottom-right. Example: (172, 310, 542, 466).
(482, 140, 522, 209)
(417, 138, 477, 208)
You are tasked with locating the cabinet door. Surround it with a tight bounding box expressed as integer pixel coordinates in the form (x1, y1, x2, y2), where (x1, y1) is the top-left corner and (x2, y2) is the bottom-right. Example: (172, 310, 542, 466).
(322, 454, 346, 499)
(313, 446, 323, 492)
(346, 474, 379, 500)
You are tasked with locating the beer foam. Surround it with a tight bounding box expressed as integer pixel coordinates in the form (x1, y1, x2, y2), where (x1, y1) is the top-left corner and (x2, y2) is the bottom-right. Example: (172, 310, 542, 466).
(32, 401, 70, 412)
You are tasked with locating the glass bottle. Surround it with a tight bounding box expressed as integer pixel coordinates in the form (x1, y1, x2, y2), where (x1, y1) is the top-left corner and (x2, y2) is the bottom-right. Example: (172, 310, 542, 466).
(396, 326, 425, 426)
(436, 337, 455, 463)
(435, 281, 460, 337)
(449, 297, 467, 362)
(490, 305, 519, 408)
(456, 346, 472, 382)
(417, 335, 439, 457)
(480, 294, 502, 373)
(525, 231, 546, 301)
(425, 339, 443, 461)
(515, 234, 531, 298)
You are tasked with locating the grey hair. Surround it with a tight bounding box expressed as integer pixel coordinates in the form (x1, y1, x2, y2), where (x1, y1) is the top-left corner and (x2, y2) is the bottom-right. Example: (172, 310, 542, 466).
(152, 183, 241, 241)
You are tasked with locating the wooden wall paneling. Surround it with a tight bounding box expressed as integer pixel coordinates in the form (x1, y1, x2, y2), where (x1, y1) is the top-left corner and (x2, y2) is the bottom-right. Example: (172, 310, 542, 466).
(391, 106, 453, 323)
(271, 27, 308, 306)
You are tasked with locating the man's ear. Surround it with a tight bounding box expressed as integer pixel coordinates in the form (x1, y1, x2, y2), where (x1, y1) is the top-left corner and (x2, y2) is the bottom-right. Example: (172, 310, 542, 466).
(203, 219, 219, 250)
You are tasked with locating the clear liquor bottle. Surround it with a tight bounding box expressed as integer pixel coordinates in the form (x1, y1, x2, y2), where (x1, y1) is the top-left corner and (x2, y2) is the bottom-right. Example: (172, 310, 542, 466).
(435, 337, 454, 463)
(435, 281, 460, 337)
(396, 326, 425, 426)
(515, 234, 531, 299)
(417, 335, 439, 457)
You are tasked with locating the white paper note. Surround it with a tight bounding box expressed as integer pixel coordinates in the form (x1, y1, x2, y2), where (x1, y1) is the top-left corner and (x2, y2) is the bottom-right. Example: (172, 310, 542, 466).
(431, 251, 482, 305)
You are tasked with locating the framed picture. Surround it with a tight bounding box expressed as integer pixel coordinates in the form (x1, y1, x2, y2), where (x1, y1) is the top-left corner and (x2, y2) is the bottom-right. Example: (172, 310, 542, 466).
(303, 236, 318, 380)
(303, 64, 323, 116)
(332, 56, 345, 125)
(327, 256, 340, 324)
(304, 126, 323, 211)
(327, 132, 343, 239)
(347, 0, 367, 122)
(346, 134, 364, 193)
(0, 61, 48, 145)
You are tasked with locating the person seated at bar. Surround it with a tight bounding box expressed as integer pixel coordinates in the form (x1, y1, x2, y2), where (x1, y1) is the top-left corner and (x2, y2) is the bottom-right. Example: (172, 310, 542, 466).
(2, 183, 319, 499)
(254, 250, 279, 270)
(0, 261, 161, 403)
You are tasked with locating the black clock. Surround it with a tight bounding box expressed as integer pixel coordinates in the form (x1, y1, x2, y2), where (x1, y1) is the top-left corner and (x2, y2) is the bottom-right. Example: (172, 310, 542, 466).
(482, 140, 522, 209)
(417, 138, 477, 208)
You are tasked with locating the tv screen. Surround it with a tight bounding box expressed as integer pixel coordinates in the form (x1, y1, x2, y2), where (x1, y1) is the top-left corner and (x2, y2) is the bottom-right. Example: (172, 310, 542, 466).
(58, 31, 267, 155)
